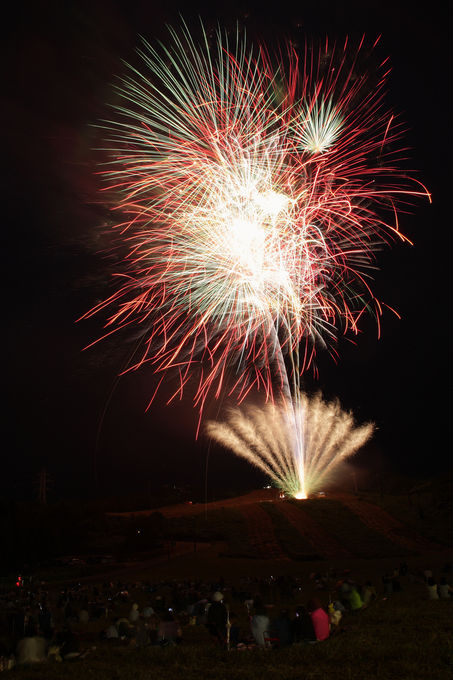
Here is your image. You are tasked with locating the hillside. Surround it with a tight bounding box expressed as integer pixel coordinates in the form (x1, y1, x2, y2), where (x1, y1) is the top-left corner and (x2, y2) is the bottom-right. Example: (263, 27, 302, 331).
(108, 488, 452, 561)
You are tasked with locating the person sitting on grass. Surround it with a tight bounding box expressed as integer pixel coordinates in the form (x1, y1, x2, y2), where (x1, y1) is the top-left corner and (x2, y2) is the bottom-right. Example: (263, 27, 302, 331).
(328, 602, 342, 628)
(307, 598, 330, 642)
(438, 577, 452, 599)
(129, 603, 140, 623)
(227, 612, 241, 648)
(143, 604, 155, 618)
(134, 619, 151, 647)
(16, 623, 47, 665)
(362, 582, 377, 608)
(250, 605, 270, 647)
(206, 592, 228, 645)
(270, 609, 293, 647)
(116, 617, 132, 639)
(101, 621, 119, 641)
(426, 577, 439, 600)
(292, 606, 316, 643)
(157, 610, 182, 646)
(145, 613, 159, 645)
(78, 604, 89, 624)
(52, 625, 84, 660)
(38, 603, 53, 639)
(348, 584, 363, 611)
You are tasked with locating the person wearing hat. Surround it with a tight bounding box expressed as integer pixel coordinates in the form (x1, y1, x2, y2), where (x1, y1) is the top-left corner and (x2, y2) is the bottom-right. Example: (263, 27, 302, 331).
(206, 592, 228, 644)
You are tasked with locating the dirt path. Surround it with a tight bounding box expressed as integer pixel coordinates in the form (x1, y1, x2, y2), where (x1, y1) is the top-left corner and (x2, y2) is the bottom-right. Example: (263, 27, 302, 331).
(239, 503, 289, 560)
(277, 502, 353, 559)
(336, 494, 443, 553)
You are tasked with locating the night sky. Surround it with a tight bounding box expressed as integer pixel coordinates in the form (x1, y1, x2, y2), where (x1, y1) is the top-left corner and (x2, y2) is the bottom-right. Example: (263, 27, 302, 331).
(4, 1, 448, 501)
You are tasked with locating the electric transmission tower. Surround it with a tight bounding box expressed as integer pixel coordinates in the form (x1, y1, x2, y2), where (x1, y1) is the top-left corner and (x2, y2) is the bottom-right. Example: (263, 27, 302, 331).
(34, 468, 52, 504)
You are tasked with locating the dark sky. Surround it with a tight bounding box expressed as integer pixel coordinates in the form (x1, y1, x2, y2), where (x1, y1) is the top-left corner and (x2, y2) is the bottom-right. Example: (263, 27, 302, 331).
(4, 1, 448, 500)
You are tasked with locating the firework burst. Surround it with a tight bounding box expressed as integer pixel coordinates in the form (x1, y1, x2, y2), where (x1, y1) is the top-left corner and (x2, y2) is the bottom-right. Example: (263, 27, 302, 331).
(205, 392, 374, 498)
(83, 22, 429, 417)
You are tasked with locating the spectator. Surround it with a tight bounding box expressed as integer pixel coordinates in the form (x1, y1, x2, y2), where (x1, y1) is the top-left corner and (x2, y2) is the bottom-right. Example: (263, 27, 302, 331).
(328, 602, 342, 628)
(104, 623, 119, 640)
(271, 610, 292, 647)
(244, 598, 254, 613)
(135, 620, 150, 647)
(339, 581, 362, 610)
(206, 592, 228, 644)
(78, 606, 89, 624)
(16, 625, 46, 665)
(158, 611, 182, 645)
(129, 603, 140, 623)
(348, 585, 363, 611)
(227, 612, 240, 648)
(426, 577, 439, 600)
(362, 582, 377, 608)
(292, 605, 316, 643)
(438, 577, 452, 599)
(9, 609, 25, 643)
(250, 606, 270, 647)
(38, 605, 53, 639)
(53, 626, 81, 660)
(116, 617, 132, 639)
(307, 598, 330, 642)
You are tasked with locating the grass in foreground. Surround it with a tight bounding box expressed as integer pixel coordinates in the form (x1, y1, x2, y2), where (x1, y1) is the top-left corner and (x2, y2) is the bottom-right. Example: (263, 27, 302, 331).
(4, 592, 453, 680)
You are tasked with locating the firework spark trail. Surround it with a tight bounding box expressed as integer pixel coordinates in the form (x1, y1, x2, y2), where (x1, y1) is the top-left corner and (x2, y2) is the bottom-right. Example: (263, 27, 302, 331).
(303, 396, 372, 487)
(205, 393, 374, 497)
(84, 23, 429, 496)
(83, 22, 429, 421)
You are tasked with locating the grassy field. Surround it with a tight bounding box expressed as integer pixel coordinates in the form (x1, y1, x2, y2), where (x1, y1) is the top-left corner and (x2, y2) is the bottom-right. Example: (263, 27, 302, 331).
(4, 490, 452, 678)
(4, 590, 453, 680)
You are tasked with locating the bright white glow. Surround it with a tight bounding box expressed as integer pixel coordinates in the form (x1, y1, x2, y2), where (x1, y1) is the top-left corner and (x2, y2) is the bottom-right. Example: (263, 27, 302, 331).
(294, 491, 307, 500)
(255, 189, 292, 218)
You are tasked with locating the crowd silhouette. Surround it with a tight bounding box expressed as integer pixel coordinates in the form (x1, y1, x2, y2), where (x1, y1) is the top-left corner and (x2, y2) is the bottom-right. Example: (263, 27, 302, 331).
(0, 562, 451, 670)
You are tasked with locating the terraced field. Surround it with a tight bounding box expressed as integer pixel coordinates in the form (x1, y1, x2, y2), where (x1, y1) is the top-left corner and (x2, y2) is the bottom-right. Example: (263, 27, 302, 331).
(238, 503, 288, 560)
(287, 497, 414, 558)
(112, 491, 448, 561)
(335, 494, 444, 553)
(274, 501, 353, 559)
